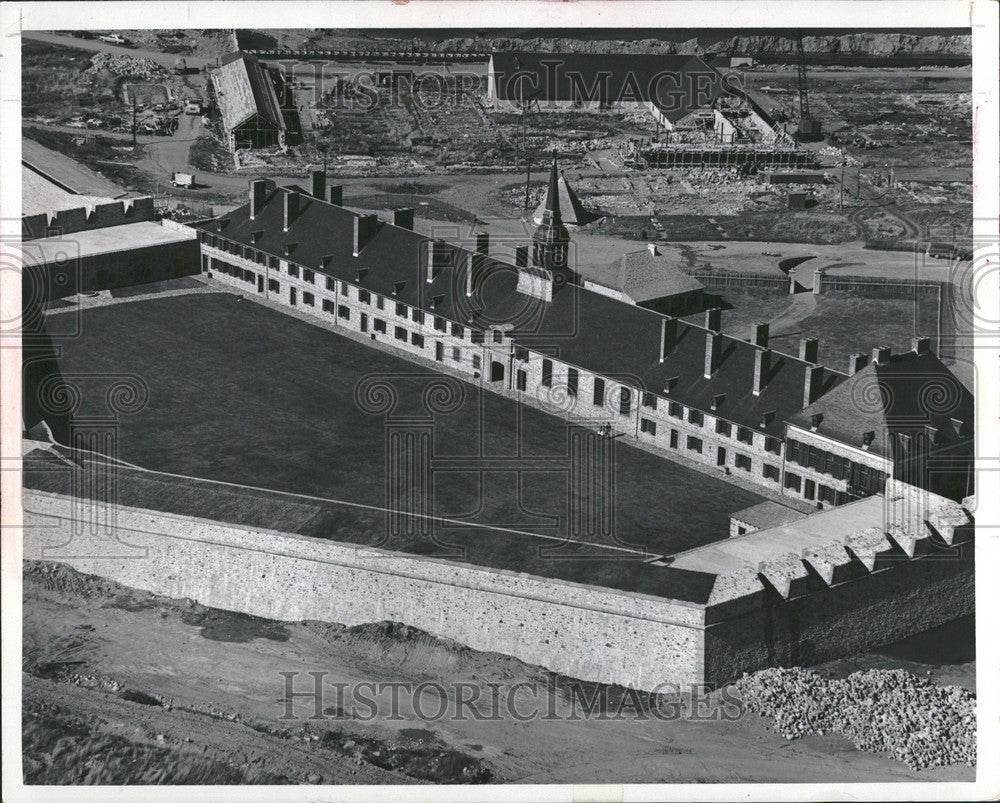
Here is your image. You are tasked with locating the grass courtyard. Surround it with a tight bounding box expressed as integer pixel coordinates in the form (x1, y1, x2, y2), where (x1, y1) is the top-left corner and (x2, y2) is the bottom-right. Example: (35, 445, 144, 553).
(43, 292, 765, 587)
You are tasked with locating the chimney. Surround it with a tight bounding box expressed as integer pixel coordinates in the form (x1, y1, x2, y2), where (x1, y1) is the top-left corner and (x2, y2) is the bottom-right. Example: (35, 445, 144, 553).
(311, 169, 326, 199)
(465, 253, 474, 297)
(425, 239, 447, 282)
(872, 345, 892, 365)
(353, 214, 378, 256)
(283, 190, 300, 232)
(705, 307, 722, 333)
(753, 348, 771, 396)
(799, 337, 819, 364)
(753, 321, 769, 348)
(803, 364, 824, 406)
(647, 242, 659, 256)
(704, 331, 721, 378)
(250, 179, 268, 220)
(659, 317, 678, 362)
(328, 185, 343, 206)
(912, 336, 930, 355)
(393, 208, 414, 230)
(848, 353, 868, 375)
(476, 232, 489, 255)
(515, 245, 528, 268)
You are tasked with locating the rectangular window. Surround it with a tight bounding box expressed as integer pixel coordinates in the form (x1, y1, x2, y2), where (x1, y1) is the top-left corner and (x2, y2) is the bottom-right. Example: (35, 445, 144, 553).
(359, 289, 371, 304)
(642, 392, 657, 410)
(472, 354, 481, 370)
(784, 472, 802, 492)
(452, 346, 461, 361)
(337, 304, 350, 320)
(567, 368, 578, 397)
(764, 436, 781, 455)
(818, 484, 836, 504)
(541, 359, 553, 387)
(411, 332, 424, 348)
(824, 452, 837, 476)
(376, 296, 384, 310)
(394, 326, 407, 342)
(412, 308, 424, 324)
(451, 323, 465, 338)
(688, 409, 704, 427)
(303, 269, 315, 284)
(735, 453, 752, 472)
(434, 316, 447, 332)
(492, 330, 503, 344)
(668, 401, 683, 419)
(323, 299, 335, 313)
(670, 429, 678, 449)
(516, 369, 527, 391)
(593, 377, 605, 407)
(268, 279, 280, 293)
(619, 387, 632, 416)
(686, 436, 703, 454)
(737, 426, 753, 445)
(342, 282, 349, 295)
(716, 419, 732, 437)
(303, 292, 314, 306)
(640, 418, 657, 436)
(396, 302, 408, 318)
(471, 330, 484, 344)
(763, 463, 780, 482)
(269, 256, 278, 270)
(288, 264, 299, 278)
(374, 318, 386, 333)
(326, 276, 336, 291)
(515, 346, 529, 362)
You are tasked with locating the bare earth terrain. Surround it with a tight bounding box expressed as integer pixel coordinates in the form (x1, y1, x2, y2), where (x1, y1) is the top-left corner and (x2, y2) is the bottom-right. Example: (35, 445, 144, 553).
(22, 561, 974, 786)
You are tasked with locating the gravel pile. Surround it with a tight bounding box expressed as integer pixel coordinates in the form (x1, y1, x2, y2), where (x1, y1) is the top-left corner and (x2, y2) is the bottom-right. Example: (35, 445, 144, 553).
(89, 52, 166, 78)
(735, 666, 976, 770)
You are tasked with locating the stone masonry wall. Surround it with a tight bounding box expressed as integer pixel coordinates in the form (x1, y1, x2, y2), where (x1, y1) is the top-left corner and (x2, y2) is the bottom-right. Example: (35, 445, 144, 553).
(23, 491, 705, 691)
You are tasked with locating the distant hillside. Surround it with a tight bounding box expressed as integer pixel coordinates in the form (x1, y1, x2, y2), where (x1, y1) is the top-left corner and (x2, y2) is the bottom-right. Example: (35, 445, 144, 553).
(240, 30, 971, 66)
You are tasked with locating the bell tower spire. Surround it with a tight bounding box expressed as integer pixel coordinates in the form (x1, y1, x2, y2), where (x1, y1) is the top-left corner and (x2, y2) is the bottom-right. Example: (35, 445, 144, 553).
(532, 152, 572, 277)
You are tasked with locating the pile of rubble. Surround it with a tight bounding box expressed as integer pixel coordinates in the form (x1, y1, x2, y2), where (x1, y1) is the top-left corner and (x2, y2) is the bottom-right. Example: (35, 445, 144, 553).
(89, 52, 166, 78)
(735, 666, 976, 770)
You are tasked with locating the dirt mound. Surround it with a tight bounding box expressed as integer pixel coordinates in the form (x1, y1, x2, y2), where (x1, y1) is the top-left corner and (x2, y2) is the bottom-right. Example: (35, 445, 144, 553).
(304, 620, 548, 684)
(735, 666, 976, 770)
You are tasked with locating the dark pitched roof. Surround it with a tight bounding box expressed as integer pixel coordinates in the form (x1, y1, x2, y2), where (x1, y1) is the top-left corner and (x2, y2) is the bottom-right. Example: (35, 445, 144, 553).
(605, 250, 705, 302)
(195, 186, 844, 434)
(787, 350, 973, 457)
(213, 52, 286, 133)
(488, 52, 725, 122)
(531, 171, 601, 227)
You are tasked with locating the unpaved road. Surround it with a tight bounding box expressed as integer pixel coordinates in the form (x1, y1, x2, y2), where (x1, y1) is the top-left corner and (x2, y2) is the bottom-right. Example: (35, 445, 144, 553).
(21, 560, 974, 786)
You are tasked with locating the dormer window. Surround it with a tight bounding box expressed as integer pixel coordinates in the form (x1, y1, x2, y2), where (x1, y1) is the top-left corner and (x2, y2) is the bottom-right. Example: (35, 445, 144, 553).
(810, 413, 823, 432)
(862, 431, 875, 449)
(392, 281, 406, 296)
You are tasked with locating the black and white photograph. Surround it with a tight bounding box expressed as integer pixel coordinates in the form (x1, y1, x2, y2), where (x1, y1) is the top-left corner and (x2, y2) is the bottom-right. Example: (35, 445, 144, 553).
(1, 1, 997, 800)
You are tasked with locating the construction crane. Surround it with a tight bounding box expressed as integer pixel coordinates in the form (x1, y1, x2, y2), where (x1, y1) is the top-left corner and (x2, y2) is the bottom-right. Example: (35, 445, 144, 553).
(794, 33, 823, 142)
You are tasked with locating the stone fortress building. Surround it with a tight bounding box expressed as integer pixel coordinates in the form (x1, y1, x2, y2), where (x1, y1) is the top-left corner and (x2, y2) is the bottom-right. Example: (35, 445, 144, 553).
(21, 157, 976, 692)
(190, 158, 973, 510)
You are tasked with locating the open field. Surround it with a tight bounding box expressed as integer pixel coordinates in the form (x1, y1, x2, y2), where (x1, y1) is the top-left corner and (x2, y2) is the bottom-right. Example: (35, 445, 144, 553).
(681, 289, 941, 373)
(21, 560, 975, 785)
(48, 292, 764, 563)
